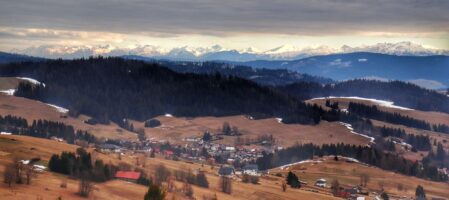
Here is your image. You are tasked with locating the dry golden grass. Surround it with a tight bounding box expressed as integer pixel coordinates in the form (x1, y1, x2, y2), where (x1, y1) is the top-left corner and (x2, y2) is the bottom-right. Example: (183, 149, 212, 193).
(270, 156, 449, 200)
(133, 115, 371, 147)
(0, 94, 137, 141)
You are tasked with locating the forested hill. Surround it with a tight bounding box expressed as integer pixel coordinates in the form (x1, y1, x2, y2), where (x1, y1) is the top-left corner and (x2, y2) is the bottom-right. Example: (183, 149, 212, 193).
(123, 56, 334, 85)
(0, 57, 325, 124)
(0, 51, 45, 64)
(278, 80, 449, 113)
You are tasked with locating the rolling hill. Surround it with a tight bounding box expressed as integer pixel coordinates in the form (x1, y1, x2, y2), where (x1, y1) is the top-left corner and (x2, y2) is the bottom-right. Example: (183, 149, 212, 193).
(0, 52, 45, 64)
(234, 52, 449, 89)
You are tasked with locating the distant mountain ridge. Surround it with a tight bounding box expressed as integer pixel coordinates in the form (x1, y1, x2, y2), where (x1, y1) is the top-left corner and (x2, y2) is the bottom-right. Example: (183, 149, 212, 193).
(10, 42, 449, 61)
(232, 52, 449, 89)
(2, 50, 448, 90)
(123, 55, 334, 86)
(0, 51, 45, 64)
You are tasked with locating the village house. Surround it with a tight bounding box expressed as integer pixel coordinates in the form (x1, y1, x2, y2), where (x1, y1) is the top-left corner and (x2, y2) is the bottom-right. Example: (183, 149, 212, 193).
(50, 136, 64, 142)
(242, 164, 259, 176)
(98, 144, 121, 153)
(115, 171, 141, 183)
(315, 178, 326, 187)
(218, 165, 235, 177)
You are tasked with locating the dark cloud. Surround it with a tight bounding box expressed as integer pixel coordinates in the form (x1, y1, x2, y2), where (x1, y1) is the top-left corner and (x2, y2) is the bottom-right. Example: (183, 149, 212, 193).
(0, 0, 448, 36)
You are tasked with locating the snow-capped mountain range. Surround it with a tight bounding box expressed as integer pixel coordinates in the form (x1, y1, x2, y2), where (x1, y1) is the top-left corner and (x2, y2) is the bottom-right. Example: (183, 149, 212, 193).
(12, 42, 449, 61)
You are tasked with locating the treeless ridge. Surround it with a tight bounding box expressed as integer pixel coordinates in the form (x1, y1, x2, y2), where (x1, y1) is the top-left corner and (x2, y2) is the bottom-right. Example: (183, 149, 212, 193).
(132, 115, 371, 147)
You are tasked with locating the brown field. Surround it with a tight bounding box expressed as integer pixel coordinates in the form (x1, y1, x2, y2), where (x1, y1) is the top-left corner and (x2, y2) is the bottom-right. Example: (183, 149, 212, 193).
(0, 94, 137, 141)
(270, 156, 449, 200)
(132, 115, 371, 147)
(307, 97, 449, 126)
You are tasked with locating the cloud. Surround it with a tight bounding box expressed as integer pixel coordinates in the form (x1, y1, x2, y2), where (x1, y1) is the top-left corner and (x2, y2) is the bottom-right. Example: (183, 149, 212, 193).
(0, 0, 448, 37)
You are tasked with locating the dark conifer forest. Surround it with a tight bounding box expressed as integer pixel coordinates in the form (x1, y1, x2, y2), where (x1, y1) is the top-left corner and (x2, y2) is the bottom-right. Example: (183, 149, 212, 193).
(277, 80, 449, 114)
(347, 102, 449, 134)
(0, 58, 327, 125)
(0, 114, 97, 144)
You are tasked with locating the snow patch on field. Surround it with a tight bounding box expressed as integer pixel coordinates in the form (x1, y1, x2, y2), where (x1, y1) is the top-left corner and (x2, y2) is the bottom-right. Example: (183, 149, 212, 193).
(310, 96, 413, 110)
(276, 118, 283, 124)
(339, 122, 375, 144)
(338, 156, 360, 163)
(0, 89, 16, 95)
(278, 160, 322, 170)
(46, 104, 69, 113)
(17, 77, 46, 87)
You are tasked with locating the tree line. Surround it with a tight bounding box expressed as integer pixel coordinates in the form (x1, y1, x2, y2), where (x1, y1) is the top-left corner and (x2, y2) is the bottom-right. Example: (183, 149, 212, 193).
(48, 148, 118, 182)
(0, 114, 98, 144)
(277, 79, 449, 114)
(379, 126, 431, 151)
(347, 102, 449, 134)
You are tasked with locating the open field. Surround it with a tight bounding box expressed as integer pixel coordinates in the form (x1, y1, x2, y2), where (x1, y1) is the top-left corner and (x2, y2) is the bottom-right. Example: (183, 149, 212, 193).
(0, 93, 138, 141)
(270, 156, 449, 200)
(307, 97, 449, 126)
(132, 115, 371, 147)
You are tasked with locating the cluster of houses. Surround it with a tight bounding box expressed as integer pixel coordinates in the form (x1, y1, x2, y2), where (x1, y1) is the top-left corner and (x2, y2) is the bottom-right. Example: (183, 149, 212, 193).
(218, 164, 261, 177)
(19, 159, 47, 172)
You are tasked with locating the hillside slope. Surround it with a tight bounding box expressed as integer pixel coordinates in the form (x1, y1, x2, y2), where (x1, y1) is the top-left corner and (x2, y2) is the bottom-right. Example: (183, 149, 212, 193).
(0, 58, 326, 125)
(235, 53, 449, 89)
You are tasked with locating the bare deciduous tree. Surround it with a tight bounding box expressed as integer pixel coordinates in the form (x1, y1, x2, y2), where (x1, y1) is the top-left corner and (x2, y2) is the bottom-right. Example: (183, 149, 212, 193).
(14, 160, 25, 184)
(25, 165, 36, 185)
(281, 181, 287, 192)
(183, 181, 194, 198)
(331, 179, 340, 196)
(155, 164, 171, 185)
(219, 176, 232, 194)
(359, 173, 370, 187)
(78, 176, 93, 197)
(3, 163, 16, 187)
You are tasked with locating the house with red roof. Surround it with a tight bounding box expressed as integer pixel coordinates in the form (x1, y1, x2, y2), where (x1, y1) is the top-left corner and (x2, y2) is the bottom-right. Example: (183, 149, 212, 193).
(115, 171, 141, 183)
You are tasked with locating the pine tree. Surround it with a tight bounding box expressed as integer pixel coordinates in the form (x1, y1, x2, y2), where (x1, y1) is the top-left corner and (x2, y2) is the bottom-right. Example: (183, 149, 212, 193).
(415, 185, 426, 198)
(144, 184, 166, 200)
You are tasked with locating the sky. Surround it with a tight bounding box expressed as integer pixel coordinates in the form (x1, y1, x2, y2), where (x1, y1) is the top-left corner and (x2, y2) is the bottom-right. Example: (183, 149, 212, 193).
(1, 0, 449, 52)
